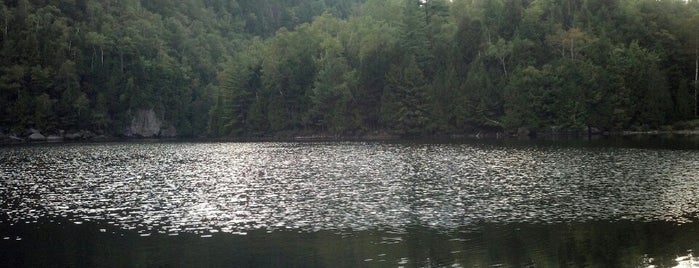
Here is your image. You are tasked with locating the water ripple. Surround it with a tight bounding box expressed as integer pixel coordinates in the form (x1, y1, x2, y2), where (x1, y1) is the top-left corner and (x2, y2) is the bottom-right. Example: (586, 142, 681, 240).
(1, 142, 698, 235)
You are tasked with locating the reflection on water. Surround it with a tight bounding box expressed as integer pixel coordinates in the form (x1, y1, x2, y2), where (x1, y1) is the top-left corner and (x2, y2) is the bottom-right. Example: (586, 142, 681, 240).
(672, 253, 699, 268)
(2, 218, 699, 267)
(1, 140, 699, 267)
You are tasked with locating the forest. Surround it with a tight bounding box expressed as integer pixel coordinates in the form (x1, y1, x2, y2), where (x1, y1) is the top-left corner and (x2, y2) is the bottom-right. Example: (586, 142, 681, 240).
(1, 0, 698, 139)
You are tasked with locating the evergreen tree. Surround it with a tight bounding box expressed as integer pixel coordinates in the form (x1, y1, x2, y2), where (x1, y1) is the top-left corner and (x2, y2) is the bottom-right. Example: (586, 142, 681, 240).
(382, 57, 430, 136)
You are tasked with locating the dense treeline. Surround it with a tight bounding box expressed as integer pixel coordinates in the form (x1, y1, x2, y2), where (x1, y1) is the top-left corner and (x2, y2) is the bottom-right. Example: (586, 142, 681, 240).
(1, 0, 699, 138)
(0, 0, 361, 137)
(211, 0, 699, 137)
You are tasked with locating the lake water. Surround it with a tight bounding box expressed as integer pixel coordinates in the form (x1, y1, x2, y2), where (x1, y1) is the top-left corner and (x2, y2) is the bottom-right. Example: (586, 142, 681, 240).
(1, 138, 699, 267)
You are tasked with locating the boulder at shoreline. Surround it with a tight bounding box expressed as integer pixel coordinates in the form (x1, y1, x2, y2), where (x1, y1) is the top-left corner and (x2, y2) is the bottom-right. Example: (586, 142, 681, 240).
(28, 132, 46, 141)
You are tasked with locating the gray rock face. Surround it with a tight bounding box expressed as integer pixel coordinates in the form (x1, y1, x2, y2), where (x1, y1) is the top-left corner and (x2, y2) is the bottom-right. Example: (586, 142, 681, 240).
(126, 109, 162, 138)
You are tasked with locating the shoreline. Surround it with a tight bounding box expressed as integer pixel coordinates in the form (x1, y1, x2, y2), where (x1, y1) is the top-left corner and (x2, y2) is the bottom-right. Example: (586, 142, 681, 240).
(3, 128, 699, 145)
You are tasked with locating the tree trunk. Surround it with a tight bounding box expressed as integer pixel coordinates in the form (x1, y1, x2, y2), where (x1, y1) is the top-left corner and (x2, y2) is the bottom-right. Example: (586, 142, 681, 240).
(499, 57, 508, 78)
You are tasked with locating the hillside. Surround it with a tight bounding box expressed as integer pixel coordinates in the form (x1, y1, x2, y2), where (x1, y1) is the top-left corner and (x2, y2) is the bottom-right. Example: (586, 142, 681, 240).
(1, 0, 698, 139)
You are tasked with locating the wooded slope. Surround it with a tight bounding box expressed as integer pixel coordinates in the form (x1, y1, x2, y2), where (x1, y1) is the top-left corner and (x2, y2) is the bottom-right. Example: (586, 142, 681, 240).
(2, 0, 698, 138)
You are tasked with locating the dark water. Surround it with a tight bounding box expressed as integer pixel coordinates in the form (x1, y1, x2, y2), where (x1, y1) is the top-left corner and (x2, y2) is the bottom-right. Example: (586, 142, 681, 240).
(1, 138, 699, 267)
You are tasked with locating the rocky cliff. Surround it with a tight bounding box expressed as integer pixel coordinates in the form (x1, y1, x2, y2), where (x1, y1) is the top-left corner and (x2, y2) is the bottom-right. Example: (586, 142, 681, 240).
(125, 109, 163, 138)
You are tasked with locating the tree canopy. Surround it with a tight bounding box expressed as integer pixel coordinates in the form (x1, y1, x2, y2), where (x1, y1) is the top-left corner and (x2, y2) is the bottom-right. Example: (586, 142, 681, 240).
(2, 0, 698, 138)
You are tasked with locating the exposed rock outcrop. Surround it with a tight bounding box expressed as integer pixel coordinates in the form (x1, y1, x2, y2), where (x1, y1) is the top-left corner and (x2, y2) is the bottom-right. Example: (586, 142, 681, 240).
(125, 109, 162, 138)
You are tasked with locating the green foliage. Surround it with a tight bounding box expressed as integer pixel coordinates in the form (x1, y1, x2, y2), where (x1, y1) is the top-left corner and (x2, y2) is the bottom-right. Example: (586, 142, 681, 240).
(309, 48, 359, 134)
(382, 57, 430, 136)
(0, 0, 357, 137)
(607, 42, 672, 128)
(2, 0, 698, 138)
(202, 0, 699, 136)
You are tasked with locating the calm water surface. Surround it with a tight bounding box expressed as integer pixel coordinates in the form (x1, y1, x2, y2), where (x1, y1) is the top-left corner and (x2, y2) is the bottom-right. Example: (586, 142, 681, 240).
(1, 138, 699, 267)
